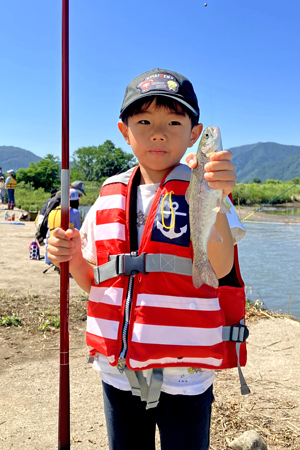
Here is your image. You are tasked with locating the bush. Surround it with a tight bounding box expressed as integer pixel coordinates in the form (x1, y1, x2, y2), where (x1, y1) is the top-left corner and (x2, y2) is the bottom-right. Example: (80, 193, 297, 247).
(265, 179, 283, 185)
(232, 180, 300, 206)
(15, 183, 49, 211)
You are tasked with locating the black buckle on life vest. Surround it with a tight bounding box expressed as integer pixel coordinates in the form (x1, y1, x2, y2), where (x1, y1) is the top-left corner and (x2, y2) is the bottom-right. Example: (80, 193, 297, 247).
(229, 324, 249, 343)
(117, 253, 148, 276)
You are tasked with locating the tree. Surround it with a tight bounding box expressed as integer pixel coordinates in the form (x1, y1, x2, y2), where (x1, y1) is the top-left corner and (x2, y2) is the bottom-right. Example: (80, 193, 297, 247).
(16, 154, 60, 191)
(253, 178, 261, 184)
(71, 141, 137, 182)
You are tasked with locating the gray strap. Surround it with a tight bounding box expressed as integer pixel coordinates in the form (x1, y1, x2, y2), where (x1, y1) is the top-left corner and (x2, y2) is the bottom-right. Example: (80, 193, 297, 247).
(145, 369, 164, 410)
(94, 253, 193, 285)
(236, 342, 251, 395)
(94, 259, 118, 285)
(223, 319, 250, 395)
(124, 367, 164, 409)
(145, 254, 192, 276)
(124, 366, 149, 400)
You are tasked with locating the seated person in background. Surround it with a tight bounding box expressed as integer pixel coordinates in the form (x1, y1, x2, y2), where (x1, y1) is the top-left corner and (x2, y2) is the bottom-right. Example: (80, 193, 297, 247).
(48, 188, 81, 236)
(37, 187, 59, 227)
(45, 189, 81, 264)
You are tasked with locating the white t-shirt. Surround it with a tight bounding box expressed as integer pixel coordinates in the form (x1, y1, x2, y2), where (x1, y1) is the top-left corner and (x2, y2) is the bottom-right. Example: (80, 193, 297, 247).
(80, 183, 246, 395)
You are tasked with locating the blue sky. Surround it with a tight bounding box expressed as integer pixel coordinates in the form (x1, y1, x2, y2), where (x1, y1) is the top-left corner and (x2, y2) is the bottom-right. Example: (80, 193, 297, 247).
(1, 0, 299, 161)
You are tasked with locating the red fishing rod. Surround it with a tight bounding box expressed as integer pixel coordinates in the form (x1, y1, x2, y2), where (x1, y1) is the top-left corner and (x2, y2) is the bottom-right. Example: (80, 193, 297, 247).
(59, 0, 70, 448)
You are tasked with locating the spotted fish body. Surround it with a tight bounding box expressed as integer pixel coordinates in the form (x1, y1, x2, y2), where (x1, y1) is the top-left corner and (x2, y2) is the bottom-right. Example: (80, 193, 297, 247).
(185, 126, 225, 289)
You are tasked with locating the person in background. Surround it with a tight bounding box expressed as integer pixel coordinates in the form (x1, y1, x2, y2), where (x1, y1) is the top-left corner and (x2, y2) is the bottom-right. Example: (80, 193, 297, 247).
(69, 188, 81, 231)
(0, 176, 6, 204)
(5, 170, 17, 210)
(35, 181, 86, 249)
(45, 189, 81, 265)
(48, 188, 81, 235)
(0, 168, 5, 181)
(70, 180, 86, 197)
(37, 187, 59, 227)
(45, 180, 86, 213)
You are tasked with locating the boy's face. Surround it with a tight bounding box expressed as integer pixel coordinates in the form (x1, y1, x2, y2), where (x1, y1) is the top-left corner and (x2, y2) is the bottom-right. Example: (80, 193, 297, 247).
(118, 101, 202, 184)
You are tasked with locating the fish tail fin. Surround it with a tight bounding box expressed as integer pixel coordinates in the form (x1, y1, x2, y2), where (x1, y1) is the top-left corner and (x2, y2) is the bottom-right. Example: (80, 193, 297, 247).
(192, 260, 219, 289)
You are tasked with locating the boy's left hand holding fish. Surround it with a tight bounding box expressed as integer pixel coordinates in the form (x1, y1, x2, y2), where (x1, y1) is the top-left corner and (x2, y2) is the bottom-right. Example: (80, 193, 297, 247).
(186, 150, 236, 197)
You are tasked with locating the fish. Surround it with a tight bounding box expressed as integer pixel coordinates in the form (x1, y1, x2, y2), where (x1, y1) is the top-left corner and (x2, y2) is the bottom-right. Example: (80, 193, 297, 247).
(185, 125, 229, 289)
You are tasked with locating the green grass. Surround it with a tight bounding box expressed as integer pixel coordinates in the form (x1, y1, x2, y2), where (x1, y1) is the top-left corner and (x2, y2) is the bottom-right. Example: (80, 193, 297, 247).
(13, 181, 49, 211)
(13, 181, 102, 211)
(39, 315, 60, 330)
(232, 180, 300, 206)
(0, 315, 22, 327)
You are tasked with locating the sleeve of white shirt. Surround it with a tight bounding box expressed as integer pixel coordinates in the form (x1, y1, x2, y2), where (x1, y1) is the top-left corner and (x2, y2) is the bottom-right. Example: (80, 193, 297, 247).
(226, 196, 246, 244)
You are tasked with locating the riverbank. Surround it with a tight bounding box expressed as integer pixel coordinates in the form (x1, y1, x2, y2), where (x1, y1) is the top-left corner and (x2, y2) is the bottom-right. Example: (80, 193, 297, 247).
(0, 205, 300, 449)
(236, 203, 300, 224)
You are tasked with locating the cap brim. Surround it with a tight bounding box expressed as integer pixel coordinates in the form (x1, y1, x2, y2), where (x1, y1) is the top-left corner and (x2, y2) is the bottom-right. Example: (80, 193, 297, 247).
(120, 92, 199, 119)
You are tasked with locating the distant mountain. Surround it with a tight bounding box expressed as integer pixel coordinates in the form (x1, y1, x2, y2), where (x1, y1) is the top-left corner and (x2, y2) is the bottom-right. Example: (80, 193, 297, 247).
(1, 142, 299, 183)
(0, 146, 42, 173)
(229, 142, 300, 182)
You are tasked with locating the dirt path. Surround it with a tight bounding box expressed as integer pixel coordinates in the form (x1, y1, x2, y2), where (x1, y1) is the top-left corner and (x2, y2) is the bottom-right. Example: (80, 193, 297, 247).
(0, 205, 300, 449)
(0, 206, 83, 297)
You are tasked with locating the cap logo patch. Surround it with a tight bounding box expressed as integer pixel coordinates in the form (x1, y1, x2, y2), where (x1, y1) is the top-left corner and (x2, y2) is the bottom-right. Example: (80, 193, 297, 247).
(137, 73, 179, 95)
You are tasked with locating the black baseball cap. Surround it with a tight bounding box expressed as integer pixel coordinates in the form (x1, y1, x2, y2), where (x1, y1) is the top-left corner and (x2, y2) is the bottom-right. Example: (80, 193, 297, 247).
(119, 68, 200, 120)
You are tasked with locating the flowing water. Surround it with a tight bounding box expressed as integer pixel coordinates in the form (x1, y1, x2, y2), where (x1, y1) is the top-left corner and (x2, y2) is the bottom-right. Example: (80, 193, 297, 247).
(238, 221, 300, 319)
(80, 206, 300, 319)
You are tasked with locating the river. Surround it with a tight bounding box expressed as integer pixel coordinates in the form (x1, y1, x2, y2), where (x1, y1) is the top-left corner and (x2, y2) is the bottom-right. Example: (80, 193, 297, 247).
(80, 206, 300, 319)
(238, 221, 300, 319)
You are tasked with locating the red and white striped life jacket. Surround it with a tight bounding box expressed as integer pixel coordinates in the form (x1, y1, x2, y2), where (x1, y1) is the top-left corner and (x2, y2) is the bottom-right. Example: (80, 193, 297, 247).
(87, 164, 247, 374)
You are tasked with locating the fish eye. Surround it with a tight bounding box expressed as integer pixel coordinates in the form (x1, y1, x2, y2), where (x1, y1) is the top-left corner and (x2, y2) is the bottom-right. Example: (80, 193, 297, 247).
(205, 133, 209, 138)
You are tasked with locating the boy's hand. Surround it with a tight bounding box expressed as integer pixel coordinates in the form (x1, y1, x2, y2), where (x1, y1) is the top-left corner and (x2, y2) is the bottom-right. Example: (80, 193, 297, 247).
(185, 150, 236, 198)
(47, 228, 82, 268)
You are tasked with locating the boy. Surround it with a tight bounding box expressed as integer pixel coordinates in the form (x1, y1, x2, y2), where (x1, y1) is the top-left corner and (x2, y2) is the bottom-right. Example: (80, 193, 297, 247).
(47, 68, 244, 450)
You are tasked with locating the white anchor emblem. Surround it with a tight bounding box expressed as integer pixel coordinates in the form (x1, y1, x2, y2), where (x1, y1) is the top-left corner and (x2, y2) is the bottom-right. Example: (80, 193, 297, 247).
(157, 201, 188, 239)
